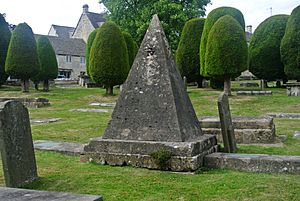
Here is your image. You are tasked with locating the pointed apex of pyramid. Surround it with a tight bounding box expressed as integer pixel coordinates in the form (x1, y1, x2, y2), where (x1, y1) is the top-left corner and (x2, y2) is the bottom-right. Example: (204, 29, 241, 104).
(102, 14, 203, 142)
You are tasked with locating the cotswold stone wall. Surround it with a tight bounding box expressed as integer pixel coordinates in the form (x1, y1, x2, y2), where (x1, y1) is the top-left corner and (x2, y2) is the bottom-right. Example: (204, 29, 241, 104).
(57, 55, 86, 79)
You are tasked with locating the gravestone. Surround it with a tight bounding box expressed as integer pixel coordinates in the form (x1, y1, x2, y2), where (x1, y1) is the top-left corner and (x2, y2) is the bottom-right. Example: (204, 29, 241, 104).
(183, 76, 187, 91)
(0, 101, 38, 187)
(82, 15, 217, 171)
(217, 93, 237, 153)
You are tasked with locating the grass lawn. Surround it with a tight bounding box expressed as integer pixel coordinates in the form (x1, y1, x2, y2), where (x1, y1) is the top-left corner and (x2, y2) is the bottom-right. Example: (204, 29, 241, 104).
(0, 82, 299, 200)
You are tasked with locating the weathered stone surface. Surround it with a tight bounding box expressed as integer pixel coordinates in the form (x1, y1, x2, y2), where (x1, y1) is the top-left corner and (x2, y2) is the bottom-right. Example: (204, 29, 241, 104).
(34, 140, 84, 156)
(294, 131, 300, 138)
(0, 101, 38, 187)
(217, 93, 237, 153)
(285, 82, 300, 96)
(239, 82, 259, 87)
(82, 15, 216, 171)
(267, 113, 300, 119)
(70, 108, 112, 113)
(204, 153, 300, 174)
(237, 91, 272, 96)
(31, 118, 61, 124)
(83, 135, 218, 171)
(89, 102, 116, 107)
(0, 97, 50, 108)
(0, 187, 102, 201)
(199, 116, 277, 144)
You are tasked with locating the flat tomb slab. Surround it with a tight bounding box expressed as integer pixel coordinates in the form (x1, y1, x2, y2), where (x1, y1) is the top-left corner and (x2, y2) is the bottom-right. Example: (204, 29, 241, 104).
(82, 135, 218, 171)
(267, 113, 300, 119)
(0, 187, 102, 201)
(69, 109, 113, 113)
(237, 91, 272, 96)
(204, 153, 300, 174)
(34, 140, 84, 156)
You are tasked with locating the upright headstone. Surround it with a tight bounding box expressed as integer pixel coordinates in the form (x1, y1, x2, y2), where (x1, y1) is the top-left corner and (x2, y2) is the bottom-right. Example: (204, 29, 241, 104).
(217, 93, 237, 153)
(0, 101, 38, 187)
(82, 15, 217, 171)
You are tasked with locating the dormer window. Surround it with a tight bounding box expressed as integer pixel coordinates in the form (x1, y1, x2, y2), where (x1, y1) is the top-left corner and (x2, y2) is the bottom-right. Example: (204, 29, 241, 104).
(66, 55, 72, 63)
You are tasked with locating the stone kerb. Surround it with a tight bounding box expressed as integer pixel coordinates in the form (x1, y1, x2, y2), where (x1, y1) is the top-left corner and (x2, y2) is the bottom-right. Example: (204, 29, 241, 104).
(0, 101, 38, 187)
(237, 91, 272, 96)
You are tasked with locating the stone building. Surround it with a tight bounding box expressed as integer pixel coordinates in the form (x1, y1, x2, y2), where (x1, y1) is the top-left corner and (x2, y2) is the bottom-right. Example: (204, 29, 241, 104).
(39, 4, 106, 80)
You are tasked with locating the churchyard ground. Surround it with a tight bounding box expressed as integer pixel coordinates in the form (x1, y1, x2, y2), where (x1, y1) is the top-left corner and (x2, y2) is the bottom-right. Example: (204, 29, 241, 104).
(0, 82, 299, 200)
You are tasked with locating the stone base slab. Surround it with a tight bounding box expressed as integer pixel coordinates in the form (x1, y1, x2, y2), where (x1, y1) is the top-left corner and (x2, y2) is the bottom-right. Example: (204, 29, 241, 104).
(0, 187, 102, 201)
(204, 153, 300, 174)
(82, 135, 218, 171)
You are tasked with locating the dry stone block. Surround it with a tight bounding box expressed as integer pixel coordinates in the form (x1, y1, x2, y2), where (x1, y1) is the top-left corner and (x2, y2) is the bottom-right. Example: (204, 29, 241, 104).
(0, 101, 38, 187)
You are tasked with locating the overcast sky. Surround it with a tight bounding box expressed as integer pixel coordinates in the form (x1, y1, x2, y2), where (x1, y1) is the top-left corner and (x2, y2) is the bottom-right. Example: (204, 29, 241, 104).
(1, 0, 299, 35)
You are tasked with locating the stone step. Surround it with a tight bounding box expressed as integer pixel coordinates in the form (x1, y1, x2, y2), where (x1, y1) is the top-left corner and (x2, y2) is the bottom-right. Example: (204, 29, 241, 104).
(33, 140, 84, 156)
(0, 187, 102, 201)
(204, 152, 300, 174)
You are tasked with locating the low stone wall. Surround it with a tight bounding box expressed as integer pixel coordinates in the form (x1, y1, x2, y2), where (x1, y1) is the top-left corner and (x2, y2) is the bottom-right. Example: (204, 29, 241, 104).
(237, 91, 272, 96)
(0, 97, 50, 108)
(199, 116, 277, 144)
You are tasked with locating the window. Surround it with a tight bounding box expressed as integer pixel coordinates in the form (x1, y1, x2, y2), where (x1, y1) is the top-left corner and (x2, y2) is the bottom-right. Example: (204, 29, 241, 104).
(80, 56, 85, 64)
(66, 55, 72, 63)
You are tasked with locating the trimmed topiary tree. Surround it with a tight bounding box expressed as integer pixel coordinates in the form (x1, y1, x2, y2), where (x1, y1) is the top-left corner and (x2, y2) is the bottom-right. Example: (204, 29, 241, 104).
(34, 36, 58, 92)
(5, 23, 40, 92)
(89, 22, 129, 95)
(200, 7, 245, 77)
(281, 5, 300, 80)
(205, 15, 248, 95)
(86, 28, 98, 76)
(122, 31, 137, 71)
(0, 14, 11, 86)
(176, 18, 205, 88)
(249, 15, 289, 84)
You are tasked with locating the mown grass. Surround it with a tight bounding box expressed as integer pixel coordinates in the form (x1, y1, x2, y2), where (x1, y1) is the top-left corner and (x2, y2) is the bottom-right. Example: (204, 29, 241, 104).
(0, 82, 299, 200)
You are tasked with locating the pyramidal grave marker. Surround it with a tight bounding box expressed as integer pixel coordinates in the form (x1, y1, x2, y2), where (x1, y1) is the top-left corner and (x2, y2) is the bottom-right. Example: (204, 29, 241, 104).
(82, 15, 217, 171)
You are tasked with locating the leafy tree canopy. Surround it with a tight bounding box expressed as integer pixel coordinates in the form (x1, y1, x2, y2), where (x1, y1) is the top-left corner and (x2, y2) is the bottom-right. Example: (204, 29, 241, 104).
(0, 13, 11, 84)
(100, 0, 211, 51)
(200, 6, 245, 77)
(249, 15, 289, 81)
(280, 5, 300, 80)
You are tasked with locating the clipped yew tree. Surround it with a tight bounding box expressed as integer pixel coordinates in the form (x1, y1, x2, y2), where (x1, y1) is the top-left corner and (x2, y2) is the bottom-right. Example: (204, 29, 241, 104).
(122, 31, 137, 71)
(86, 28, 98, 76)
(5, 23, 40, 92)
(89, 22, 129, 95)
(36, 36, 58, 91)
(200, 6, 245, 77)
(176, 18, 205, 88)
(0, 14, 11, 86)
(281, 5, 300, 80)
(249, 15, 289, 83)
(205, 15, 248, 95)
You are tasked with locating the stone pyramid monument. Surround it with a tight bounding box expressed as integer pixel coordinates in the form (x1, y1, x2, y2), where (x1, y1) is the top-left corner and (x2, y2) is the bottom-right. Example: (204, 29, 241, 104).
(82, 15, 217, 171)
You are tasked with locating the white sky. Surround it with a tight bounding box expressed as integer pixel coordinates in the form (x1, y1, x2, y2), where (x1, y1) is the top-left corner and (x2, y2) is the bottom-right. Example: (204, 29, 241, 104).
(1, 0, 299, 35)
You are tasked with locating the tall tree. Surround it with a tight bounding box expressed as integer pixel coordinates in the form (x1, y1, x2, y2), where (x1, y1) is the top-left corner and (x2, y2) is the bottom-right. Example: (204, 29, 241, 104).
(205, 15, 248, 95)
(200, 6, 245, 77)
(100, 0, 211, 51)
(281, 5, 300, 81)
(86, 28, 98, 76)
(249, 15, 289, 84)
(0, 14, 11, 86)
(34, 36, 58, 92)
(89, 22, 129, 95)
(5, 23, 40, 92)
(176, 18, 205, 87)
(122, 31, 137, 70)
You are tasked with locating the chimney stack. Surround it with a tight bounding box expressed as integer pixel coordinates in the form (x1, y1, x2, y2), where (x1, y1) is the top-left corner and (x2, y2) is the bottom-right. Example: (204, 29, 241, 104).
(83, 4, 89, 14)
(246, 25, 252, 34)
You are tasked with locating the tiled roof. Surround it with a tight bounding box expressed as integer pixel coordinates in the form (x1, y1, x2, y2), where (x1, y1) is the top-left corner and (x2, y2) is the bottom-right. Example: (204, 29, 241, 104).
(86, 12, 106, 28)
(35, 34, 86, 57)
(51, 25, 75, 38)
